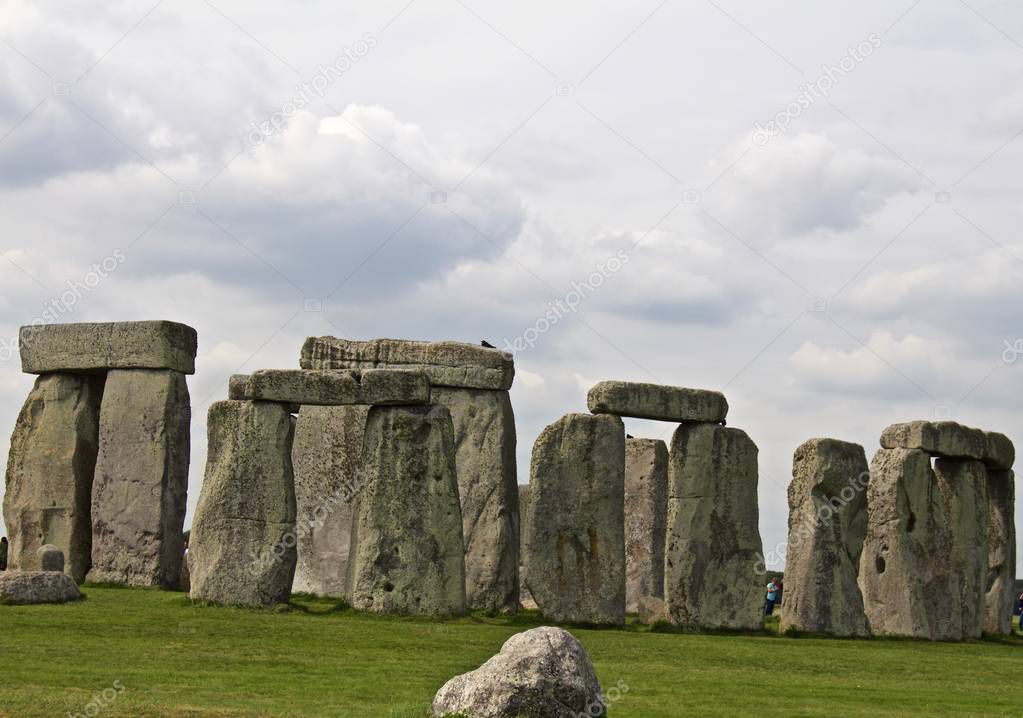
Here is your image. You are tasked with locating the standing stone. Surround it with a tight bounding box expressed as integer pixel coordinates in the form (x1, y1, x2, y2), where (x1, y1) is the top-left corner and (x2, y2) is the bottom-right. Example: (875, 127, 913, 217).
(624, 438, 668, 613)
(859, 448, 956, 639)
(517, 484, 537, 610)
(432, 387, 519, 613)
(291, 404, 369, 597)
(189, 400, 296, 607)
(934, 458, 989, 639)
(87, 370, 190, 588)
(3, 373, 104, 582)
(664, 423, 763, 630)
(524, 413, 625, 625)
(780, 438, 870, 637)
(347, 404, 465, 616)
(985, 469, 1016, 635)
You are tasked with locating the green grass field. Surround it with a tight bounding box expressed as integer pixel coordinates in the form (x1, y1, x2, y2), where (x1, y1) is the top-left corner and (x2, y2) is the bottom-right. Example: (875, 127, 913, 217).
(1, 587, 1022, 718)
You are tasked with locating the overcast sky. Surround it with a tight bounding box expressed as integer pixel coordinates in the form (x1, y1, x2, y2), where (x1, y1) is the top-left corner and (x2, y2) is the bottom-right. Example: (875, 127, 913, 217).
(1, 0, 1022, 572)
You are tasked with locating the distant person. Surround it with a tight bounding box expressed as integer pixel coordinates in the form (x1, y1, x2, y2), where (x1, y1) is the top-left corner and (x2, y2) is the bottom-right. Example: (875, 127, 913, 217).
(0, 536, 7, 571)
(1017, 592, 1023, 631)
(764, 578, 780, 616)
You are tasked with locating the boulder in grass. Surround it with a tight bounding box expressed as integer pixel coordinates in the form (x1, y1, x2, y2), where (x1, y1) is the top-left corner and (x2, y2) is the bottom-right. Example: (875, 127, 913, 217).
(432, 626, 604, 718)
(0, 571, 81, 605)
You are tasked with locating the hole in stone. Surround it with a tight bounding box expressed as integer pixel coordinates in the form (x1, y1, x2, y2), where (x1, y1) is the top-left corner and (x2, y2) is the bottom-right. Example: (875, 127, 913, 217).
(383, 582, 394, 592)
(875, 556, 886, 574)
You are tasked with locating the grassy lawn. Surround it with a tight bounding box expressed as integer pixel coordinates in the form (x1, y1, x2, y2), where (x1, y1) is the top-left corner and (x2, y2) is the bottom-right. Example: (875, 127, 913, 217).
(1, 587, 1022, 717)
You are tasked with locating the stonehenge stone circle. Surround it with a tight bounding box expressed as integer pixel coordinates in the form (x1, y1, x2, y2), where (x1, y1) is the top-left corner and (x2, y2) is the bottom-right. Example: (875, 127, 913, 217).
(624, 437, 668, 613)
(432, 386, 519, 613)
(19, 321, 197, 375)
(933, 458, 989, 639)
(524, 413, 626, 625)
(665, 423, 763, 630)
(587, 380, 728, 423)
(88, 369, 190, 588)
(859, 448, 955, 639)
(291, 404, 369, 597)
(3, 373, 104, 582)
(985, 468, 1016, 635)
(301, 336, 514, 391)
(880, 421, 987, 462)
(432, 626, 605, 718)
(0, 570, 81, 605)
(229, 368, 429, 406)
(347, 404, 466, 616)
(781, 438, 870, 637)
(189, 400, 297, 607)
(37, 544, 65, 573)
(303, 336, 519, 613)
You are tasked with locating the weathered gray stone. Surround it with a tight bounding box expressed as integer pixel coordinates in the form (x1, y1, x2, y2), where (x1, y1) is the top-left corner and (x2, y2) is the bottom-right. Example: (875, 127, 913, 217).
(934, 459, 989, 639)
(19, 321, 197, 375)
(780, 438, 870, 637)
(587, 381, 727, 423)
(229, 369, 429, 406)
(983, 432, 1015, 471)
(624, 438, 668, 613)
(880, 421, 987, 461)
(189, 400, 297, 607)
(432, 387, 519, 614)
(859, 448, 963, 640)
(0, 570, 81, 604)
(37, 544, 65, 572)
(87, 370, 190, 588)
(301, 336, 514, 390)
(517, 484, 536, 611)
(432, 627, 605, 718)
(347, 404, 465, 616)
(637, 595, 667, 624)
(3, 373, 104, 582)
(665, 423, 763, 630)
(291, 404, 369, 598)
(524, 413, 625, 625)
(985, 469, 1016, 635)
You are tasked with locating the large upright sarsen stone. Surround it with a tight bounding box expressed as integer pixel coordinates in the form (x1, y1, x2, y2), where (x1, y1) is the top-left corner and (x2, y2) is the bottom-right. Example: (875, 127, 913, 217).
(664, 423, 763, 630)
(189, 400, 297, 607)
(432, 387, 519, 613)
(859, 448, 955, 639)
(291, 404, 369, 597)
(87, 370, 190, 588)
(3, 373, 104, 582)
(624, 437, 668, 613)
(985, 469, 1016, 635)
(780, 438, 870, 637)
(524, 413, 626, 625)
(347, 405, 466, 616)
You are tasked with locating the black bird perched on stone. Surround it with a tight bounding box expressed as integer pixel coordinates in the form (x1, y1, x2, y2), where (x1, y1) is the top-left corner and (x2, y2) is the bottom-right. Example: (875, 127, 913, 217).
(481, 340, 496, 348)
(626, 434, 634, 439)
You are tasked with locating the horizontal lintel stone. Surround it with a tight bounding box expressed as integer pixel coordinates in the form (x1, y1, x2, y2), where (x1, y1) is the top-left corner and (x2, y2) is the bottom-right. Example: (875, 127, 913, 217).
(587, 380, 727, 423)
(20, 321, 197, 375)
(228, 369, 429, 406)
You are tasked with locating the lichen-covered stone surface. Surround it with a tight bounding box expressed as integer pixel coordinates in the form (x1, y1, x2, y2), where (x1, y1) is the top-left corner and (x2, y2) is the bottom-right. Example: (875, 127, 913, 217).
(3, 373, 104, 583)
(780, 438, 870, 637)
(229, 369, 429, 406)
(291, 404, 369, 598)
(880, 421, 987, 462)
(664, 423, 763, 630)
(587, 381, 727, 423)
(985, 469, 1016, 635)
(88, 369, 190, 588)
(189, 400, 296, 608)
(432, 627, 604, 718)
(524, 413, 625, 626)
(347, 404, 466, 616)
(0, 571, 81, 605)
(624, 437, 668, 613)
(432, 386, 519, 613)
(301, 336, 514, 390)
(19, 321, 197, 374)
